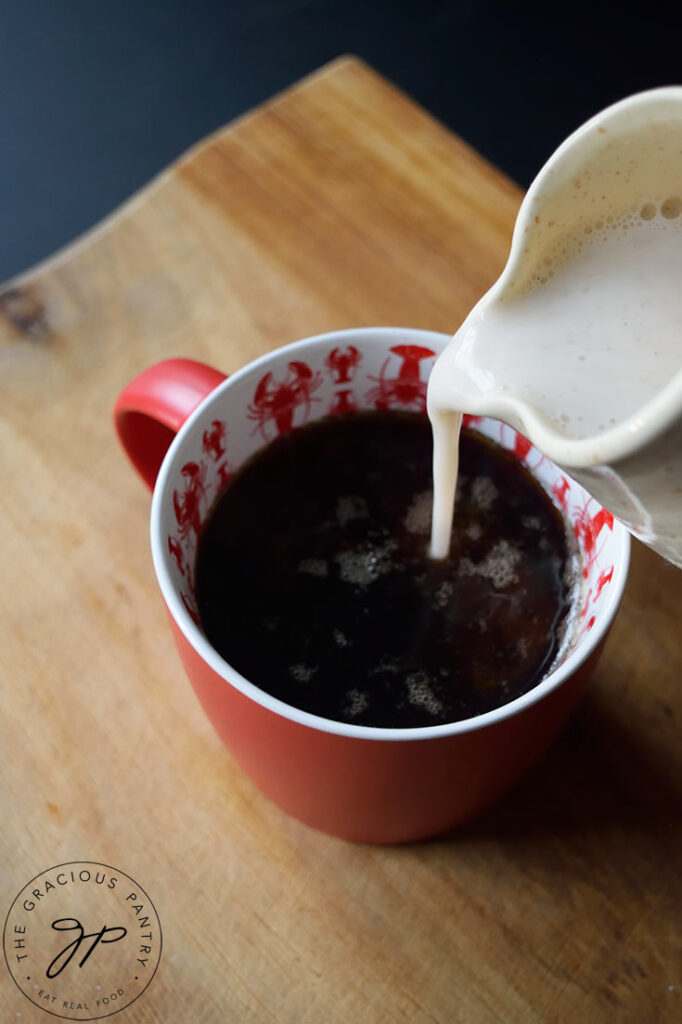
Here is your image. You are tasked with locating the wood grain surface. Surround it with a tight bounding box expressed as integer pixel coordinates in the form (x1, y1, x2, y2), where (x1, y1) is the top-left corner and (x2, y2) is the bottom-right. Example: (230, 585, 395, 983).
(1, 57, 680, 1023)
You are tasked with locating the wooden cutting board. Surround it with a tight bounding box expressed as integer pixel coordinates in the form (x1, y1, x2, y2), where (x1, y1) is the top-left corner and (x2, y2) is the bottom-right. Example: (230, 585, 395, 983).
(1, 57, 680, 1024)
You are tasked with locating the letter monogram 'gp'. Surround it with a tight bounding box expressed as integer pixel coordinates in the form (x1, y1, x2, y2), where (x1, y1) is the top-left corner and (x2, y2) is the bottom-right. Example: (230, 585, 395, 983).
(46, 918, 127, 978)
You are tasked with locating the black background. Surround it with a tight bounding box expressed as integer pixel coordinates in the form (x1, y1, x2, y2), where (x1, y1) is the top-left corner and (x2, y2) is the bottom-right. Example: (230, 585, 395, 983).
(1, 2, 678, 282)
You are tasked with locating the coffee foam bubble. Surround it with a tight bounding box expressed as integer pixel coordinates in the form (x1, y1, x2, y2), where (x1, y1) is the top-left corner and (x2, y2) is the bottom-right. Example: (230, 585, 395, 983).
(405, 671, 443, 716)
(298, 558, 328, 577)
(333, 629, 350, 648)
(457, 539, 522, 589)
(521, 515, 542, 530)
(471, 475, 498, 511)
(403, 490, 433, 534)
(336, 494, 369, 527)
(371, 656, 400, 676)
(432, 580, 453, 610)
(290, 663, 318, 683)
(335, 539, 398, 587)
(344, 689, 369, 717)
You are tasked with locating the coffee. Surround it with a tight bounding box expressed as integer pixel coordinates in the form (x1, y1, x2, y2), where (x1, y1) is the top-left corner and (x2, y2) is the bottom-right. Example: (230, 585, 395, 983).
(194, 411, 576, 728)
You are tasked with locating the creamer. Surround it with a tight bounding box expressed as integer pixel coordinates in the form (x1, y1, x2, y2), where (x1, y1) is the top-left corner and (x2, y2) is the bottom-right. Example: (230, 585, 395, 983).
(428, 88, 682, 565)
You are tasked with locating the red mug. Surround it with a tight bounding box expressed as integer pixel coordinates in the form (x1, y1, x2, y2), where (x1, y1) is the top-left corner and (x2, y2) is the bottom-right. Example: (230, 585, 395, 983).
(114, 327, 630, 843)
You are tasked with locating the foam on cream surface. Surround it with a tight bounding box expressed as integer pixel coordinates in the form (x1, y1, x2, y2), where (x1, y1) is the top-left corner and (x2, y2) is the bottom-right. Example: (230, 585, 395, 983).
(431, 206, 682, 441)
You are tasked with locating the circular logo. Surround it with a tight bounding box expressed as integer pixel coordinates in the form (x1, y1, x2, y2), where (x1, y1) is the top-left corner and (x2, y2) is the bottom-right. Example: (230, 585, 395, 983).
(3, 861, 162, 1020)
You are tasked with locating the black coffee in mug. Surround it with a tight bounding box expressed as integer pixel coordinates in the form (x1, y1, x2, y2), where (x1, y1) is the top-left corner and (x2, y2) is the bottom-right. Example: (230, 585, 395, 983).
(194, 411, 575, 728)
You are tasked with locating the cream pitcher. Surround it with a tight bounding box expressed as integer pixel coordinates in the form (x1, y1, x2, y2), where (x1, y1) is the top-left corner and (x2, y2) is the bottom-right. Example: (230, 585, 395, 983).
(428, 87, 682, 566)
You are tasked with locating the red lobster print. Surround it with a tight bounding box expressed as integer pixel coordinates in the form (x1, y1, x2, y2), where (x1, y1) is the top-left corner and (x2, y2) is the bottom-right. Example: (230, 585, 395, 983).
(577, 564, 614, 638)
(325, 345, 361, 384)
(365, 345, 435, 413)
(202, 421, 232, 488)
(574, 504, 614, 557)
(173, 461, 208, 543)
(552, 475, 571, 512)
(168, 536, 185, 576)
(596, 566, 614, 597)
(248, 361, 321, 439)
(573, 500, 614, 580)
(572, 502, 615, 637)
(500, 423, 543, 467)
(202, 419, 226, 461)
(329, 389, 357, 416)
(217, 461, 233, 489)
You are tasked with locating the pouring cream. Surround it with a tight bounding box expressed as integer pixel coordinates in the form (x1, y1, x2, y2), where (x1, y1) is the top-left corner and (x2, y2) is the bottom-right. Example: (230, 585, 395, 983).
(428, 87, 682, 565)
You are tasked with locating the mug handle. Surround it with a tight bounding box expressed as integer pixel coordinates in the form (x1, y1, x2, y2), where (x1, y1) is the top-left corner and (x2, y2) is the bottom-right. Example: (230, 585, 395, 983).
(114, 358, 227, 490)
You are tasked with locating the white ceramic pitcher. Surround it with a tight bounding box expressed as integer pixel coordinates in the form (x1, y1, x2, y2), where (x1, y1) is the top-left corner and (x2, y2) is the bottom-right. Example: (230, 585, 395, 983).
(429, 88, 682, 566)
